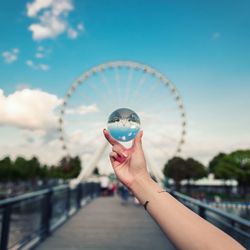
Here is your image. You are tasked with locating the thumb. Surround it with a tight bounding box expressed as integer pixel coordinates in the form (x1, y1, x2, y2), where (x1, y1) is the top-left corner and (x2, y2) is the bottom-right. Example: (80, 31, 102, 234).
(132, 130, 143, 149)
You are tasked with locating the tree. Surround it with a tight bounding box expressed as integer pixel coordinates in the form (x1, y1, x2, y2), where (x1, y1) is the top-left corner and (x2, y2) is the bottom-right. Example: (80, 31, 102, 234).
(27, 157, 41, 181)
(210, 150, 250, 197)
(163, 157, 187, 191)
(13, 156, 41, 181)
(0, 156, 12, 182)
(208, 153, 226, 173)
(68, 156, 81, 179)
(163, 157, 207, 192)
(213, 158, 235, 180)
(0, 155, 82, 182)
(53, 156, 82, 179)
(225, 150, 250, 196)
(186, 158, 207, 184)
(14, 156, 28, 180)
(39, 165, 49, 179)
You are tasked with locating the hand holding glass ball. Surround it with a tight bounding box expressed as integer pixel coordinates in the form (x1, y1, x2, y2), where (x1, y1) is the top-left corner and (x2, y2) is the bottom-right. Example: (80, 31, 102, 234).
(104, 108, 150, 188)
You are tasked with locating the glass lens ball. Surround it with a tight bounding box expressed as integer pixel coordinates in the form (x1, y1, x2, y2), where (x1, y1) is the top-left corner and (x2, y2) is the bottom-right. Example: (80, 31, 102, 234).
(107, 108, 141, 142)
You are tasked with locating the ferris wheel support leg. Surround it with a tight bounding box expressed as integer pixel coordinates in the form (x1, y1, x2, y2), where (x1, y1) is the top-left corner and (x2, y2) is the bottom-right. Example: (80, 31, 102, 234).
(70, 141, 109, 188)
(144, 150, 164, 186)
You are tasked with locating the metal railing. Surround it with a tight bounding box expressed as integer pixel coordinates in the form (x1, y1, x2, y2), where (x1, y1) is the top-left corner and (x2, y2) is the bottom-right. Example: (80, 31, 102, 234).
(0, 182, 100, 250)
(168, 189, 250, 249)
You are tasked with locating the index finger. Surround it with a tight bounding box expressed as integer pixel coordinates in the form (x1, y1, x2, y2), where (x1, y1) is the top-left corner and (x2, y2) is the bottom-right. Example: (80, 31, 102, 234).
(103, 129, 122, 146)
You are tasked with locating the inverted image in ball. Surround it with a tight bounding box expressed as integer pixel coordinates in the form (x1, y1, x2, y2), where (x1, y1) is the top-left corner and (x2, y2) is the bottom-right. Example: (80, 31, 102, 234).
(107, 108, 141, 142)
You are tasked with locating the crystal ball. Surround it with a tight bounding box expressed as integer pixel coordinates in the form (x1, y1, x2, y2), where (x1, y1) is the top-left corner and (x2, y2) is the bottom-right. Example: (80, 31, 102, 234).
(107, 108, 141, 142)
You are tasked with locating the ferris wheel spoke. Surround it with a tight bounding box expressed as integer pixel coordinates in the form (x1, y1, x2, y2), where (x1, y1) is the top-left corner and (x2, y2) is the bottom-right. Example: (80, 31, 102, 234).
(115, 68, 122, 107)
(146, 105, 181, 119)
(124, 68, 134, 106)
(132, 73, 149, 103)
(136, 79, 162, 106)
(87, 81, 107, 105)
(70, 83, 97, 108)
(144, 92, 173, 114)
(99, 72, 117, 111)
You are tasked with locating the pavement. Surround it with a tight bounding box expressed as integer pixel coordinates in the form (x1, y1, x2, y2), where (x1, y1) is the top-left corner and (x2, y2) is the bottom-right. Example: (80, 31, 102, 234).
(36, 196, 175, 250)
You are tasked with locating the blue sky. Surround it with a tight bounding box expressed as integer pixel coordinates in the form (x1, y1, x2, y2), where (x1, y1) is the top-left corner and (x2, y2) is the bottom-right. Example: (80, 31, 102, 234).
(0, 0, 250, 170)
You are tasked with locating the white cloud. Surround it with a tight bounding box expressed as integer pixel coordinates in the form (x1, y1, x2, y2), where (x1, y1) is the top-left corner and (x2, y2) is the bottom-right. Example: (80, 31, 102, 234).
(26, 59, 50, 71)
(66, 104, 99, 115)
(39, 64, 50, 71)
(35, 46, 51, 59)
(0, 88, 61, 130)
(13, 48, 19, 54)
(67, 27, 78, 39)
(66, 23, 84, 39)
(29, 13, 66, 40)
(35, 52, 44, 58)
(2, 48, 19, 64)
(26, 0, 83, 41)
(26, 60, 33, 67)
(27, 0, 53, 17)
(212, 32, 221, 40)
(37, 46, 44, 51)
(77, 23, 84, 31)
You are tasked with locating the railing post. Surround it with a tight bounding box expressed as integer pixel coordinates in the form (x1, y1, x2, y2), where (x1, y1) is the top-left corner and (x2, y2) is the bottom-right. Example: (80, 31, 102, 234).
(41, 189, 53, 239)
(82, 183, 86, 200)
(0, 205, 11, 250)
(76, 184, 82, 209)
(65, 186, 71, 216)
(198, 206, 206, 219)
(91, 183, 95, 198)
(231, 220, 235, 228)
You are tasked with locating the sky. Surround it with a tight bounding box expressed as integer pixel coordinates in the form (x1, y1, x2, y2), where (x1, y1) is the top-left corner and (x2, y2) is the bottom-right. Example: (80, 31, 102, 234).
(0, 0, 250, 174)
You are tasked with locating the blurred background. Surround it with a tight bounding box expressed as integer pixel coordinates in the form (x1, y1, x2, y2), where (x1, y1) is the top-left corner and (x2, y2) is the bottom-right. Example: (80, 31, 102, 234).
(0, 0, 249, 249)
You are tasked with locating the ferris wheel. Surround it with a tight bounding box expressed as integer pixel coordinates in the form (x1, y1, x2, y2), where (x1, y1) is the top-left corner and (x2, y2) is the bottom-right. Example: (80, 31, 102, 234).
(58, 61, 187, 184)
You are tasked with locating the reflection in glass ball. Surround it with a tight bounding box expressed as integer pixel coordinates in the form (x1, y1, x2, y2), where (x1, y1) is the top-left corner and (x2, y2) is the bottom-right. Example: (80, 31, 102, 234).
(107, 108, 141, 142)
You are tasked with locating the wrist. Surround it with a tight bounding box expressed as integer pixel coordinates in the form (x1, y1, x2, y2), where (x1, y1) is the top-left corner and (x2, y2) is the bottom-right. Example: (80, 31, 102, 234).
(130, 174, 159, 204)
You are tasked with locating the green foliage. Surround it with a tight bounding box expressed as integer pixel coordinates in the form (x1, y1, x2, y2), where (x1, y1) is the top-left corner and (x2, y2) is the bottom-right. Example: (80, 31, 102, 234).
(186, 158, 207, 181)
(163, 157, 207, 191)
(163, 157, 207, 185)
(0, 155, 82, 181)
(208, 153, 226, 173)
(211, 150, 250, 186)
(49, 156, 81, 179)
(229, 150, 250, 186)
(213, 157, 235, 180)
(14, 156, 41, 180)
(0, 156, 12, 181)
(164, 157, 187, 183)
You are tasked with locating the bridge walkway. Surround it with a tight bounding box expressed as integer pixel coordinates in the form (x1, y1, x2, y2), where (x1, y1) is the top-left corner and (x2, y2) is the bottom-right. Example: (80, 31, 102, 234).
(37, 196, 175, 250)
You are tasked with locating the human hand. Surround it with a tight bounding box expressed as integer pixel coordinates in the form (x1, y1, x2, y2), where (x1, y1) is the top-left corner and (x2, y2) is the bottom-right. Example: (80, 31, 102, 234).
(103, 129, 150, 188)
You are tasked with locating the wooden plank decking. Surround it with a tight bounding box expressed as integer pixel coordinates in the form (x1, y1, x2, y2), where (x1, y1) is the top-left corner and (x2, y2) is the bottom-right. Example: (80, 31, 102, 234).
(37, 196, 175, 250)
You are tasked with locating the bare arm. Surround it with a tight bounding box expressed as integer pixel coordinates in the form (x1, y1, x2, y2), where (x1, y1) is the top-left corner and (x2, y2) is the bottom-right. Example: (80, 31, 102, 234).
(103, 129, 245, 250)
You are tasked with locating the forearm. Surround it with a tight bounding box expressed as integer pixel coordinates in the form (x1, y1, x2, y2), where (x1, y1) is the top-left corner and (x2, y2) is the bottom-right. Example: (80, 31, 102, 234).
(130, 176, 245, 250)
